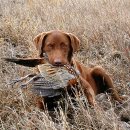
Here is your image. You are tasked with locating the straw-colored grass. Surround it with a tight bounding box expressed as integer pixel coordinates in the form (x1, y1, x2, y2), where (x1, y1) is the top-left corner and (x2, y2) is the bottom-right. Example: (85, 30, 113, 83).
(0, 0, 130, 129)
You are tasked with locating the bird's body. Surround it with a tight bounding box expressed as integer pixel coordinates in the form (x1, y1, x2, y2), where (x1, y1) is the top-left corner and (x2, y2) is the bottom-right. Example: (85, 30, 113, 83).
(3, 58, 79, 98)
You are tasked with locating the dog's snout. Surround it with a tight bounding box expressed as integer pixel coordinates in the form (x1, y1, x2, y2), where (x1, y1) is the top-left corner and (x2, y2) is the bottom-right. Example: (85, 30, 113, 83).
(54, 62, 62, 66)
(54, 59, 62, 66)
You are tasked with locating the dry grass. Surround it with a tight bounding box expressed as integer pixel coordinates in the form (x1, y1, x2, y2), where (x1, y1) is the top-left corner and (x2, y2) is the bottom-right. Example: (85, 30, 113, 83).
(0, 0, 130, 129)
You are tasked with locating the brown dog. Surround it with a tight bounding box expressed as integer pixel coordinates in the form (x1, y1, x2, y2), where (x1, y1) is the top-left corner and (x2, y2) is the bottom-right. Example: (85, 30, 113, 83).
(33, 30, 123, 106)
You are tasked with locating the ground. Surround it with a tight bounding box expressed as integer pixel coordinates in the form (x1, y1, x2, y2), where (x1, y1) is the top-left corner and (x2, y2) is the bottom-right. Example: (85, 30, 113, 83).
(0, 0, 130, 129)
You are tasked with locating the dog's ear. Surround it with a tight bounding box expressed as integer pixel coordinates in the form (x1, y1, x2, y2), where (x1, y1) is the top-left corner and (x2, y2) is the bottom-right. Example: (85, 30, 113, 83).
(67, 33, 80, 52)
(33, 32, 47, 57)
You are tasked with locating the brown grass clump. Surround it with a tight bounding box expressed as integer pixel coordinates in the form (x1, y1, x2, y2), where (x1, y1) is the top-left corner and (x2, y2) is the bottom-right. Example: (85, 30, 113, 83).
(0, 0, 130, 129)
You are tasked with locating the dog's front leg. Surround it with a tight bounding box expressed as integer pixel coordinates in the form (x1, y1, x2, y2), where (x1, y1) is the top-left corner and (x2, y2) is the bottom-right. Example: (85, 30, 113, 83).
(78, 76, 96, 106)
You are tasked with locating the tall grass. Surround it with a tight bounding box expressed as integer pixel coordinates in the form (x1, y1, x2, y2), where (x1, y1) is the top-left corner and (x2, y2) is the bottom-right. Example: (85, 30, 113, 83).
(0, 0, 130, 129)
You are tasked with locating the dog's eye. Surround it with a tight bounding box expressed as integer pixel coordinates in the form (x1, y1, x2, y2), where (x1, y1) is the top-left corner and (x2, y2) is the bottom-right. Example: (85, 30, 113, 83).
(61, 43, 67, 49)
(47, 44, 54, 49)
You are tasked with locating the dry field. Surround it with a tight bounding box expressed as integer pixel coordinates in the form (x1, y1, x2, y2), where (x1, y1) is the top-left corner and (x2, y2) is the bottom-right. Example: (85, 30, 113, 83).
(0, 0, 130, 129)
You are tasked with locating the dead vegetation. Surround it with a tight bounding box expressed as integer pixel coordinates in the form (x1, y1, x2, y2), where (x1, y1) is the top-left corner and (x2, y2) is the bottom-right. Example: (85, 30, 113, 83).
(0, 0, 130, 129)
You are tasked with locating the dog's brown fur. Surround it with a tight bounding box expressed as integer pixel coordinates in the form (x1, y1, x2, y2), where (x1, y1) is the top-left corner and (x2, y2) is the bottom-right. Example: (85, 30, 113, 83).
(33, 30, 123, 106)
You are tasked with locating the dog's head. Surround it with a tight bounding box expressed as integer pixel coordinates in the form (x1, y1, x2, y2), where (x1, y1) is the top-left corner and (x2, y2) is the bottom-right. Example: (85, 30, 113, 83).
(33, 30, 80, 66)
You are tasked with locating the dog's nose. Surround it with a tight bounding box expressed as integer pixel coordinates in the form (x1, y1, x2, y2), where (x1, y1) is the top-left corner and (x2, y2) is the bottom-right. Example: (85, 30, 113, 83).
(54, 59, 62, 66)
